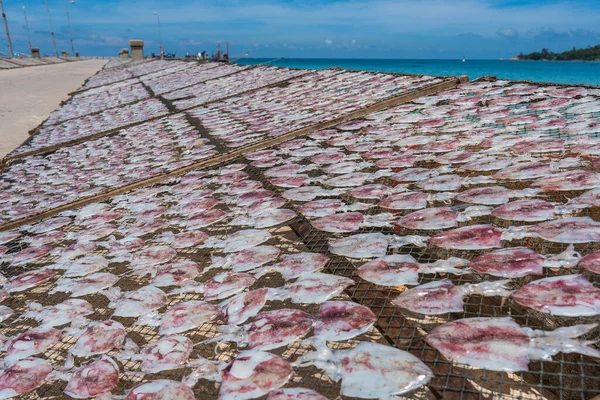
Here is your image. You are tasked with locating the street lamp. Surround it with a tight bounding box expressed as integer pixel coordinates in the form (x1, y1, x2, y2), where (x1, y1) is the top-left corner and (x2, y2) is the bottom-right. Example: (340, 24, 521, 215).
(45, 0, 58, 56)
(66, 1, 75, 56)
(22, 6, 32, 53)
(153, 12, 163, 59)
(0, 0, 14, 57)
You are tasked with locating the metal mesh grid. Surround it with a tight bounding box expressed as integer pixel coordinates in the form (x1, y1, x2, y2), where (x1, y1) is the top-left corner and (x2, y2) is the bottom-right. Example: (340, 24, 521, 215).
(44, 82, 152, 126)
(2, 57, 51, 67)
(1, 65, 452, 228)
(100, 58, 134, 70)
(218, 78, 600, 399)
(6, 63, 304, 159)
(7, 63, 245, 159)
(164, 66, 310, 110)
(184, 69, 445, 150)
(0, 160, 413, 399)
(142, 63, 249, 96)
(0, 60, 21, 69)
(236, 151, 600, 400)
(126, 60, 192, 78)
(10, 98, 170, 157)
(137, 61, 199, 82)
(80, 64, 136, 90)
(0, 113, 219, 225)
(73, 77, 142, 99)
(79, 59, 186, 91)
(1, 65, 600, 399)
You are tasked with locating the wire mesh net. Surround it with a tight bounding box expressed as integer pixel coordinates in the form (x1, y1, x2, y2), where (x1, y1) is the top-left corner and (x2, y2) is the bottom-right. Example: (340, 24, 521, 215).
(0, 160, 410, 399)
(0, 64, 448, 227)
(223, 78, 600, 400)
(1, 61, 600, 399)
(230, 157, 599, 400)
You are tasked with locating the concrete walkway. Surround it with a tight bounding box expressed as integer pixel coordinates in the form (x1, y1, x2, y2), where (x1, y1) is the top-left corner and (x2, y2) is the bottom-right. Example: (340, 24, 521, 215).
(0, 60, 108, 158)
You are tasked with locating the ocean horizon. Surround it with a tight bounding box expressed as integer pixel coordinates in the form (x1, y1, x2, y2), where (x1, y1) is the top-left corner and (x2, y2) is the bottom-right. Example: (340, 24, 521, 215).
(234, 58, 600, 86)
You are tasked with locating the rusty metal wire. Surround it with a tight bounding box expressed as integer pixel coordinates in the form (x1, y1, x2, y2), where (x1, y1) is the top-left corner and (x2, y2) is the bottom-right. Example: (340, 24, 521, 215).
(0, 162, 405, 400)
(1, 66, 600, 400)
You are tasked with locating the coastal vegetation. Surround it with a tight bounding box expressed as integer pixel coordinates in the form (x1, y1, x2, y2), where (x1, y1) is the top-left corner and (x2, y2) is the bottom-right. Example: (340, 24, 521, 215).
(516, 45, 600, 61)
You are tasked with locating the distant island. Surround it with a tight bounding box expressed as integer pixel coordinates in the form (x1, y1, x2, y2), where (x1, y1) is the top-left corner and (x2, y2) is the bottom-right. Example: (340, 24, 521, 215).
(514, 45, 600, 61)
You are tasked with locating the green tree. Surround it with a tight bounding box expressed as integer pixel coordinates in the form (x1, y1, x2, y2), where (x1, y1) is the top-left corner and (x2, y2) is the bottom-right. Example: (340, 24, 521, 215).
(517, 45, 600, 61)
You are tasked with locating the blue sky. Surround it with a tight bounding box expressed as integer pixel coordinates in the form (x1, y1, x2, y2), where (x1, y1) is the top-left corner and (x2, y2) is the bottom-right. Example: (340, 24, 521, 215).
(1, 0, 599, 58)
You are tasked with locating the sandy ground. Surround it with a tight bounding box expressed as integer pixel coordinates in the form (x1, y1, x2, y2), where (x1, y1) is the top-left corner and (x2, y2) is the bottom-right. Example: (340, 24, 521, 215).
(0, 59, 108, 158)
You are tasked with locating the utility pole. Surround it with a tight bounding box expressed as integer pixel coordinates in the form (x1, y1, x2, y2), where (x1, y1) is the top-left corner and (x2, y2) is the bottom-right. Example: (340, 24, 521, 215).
(153, 12, 163, 59)
(23, 6, 32, 52)
(66, 1, 75, 56)
(45, 0, 58, 56)
(0, 0, 14, 57)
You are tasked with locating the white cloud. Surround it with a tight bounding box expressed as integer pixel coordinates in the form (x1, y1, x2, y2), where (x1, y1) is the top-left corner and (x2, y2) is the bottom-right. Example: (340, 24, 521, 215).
(30, 0, 599, 45)
(72, 0, 600, 35)
(81, 35, 129, 47)
(8, 0, 598, 56)
(179, 39, 203, 46)
(497, 28, 519, 38)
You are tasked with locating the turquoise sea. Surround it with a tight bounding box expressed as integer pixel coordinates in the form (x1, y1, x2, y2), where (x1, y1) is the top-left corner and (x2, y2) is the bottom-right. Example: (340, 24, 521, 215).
(234, 58, 600, 86)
